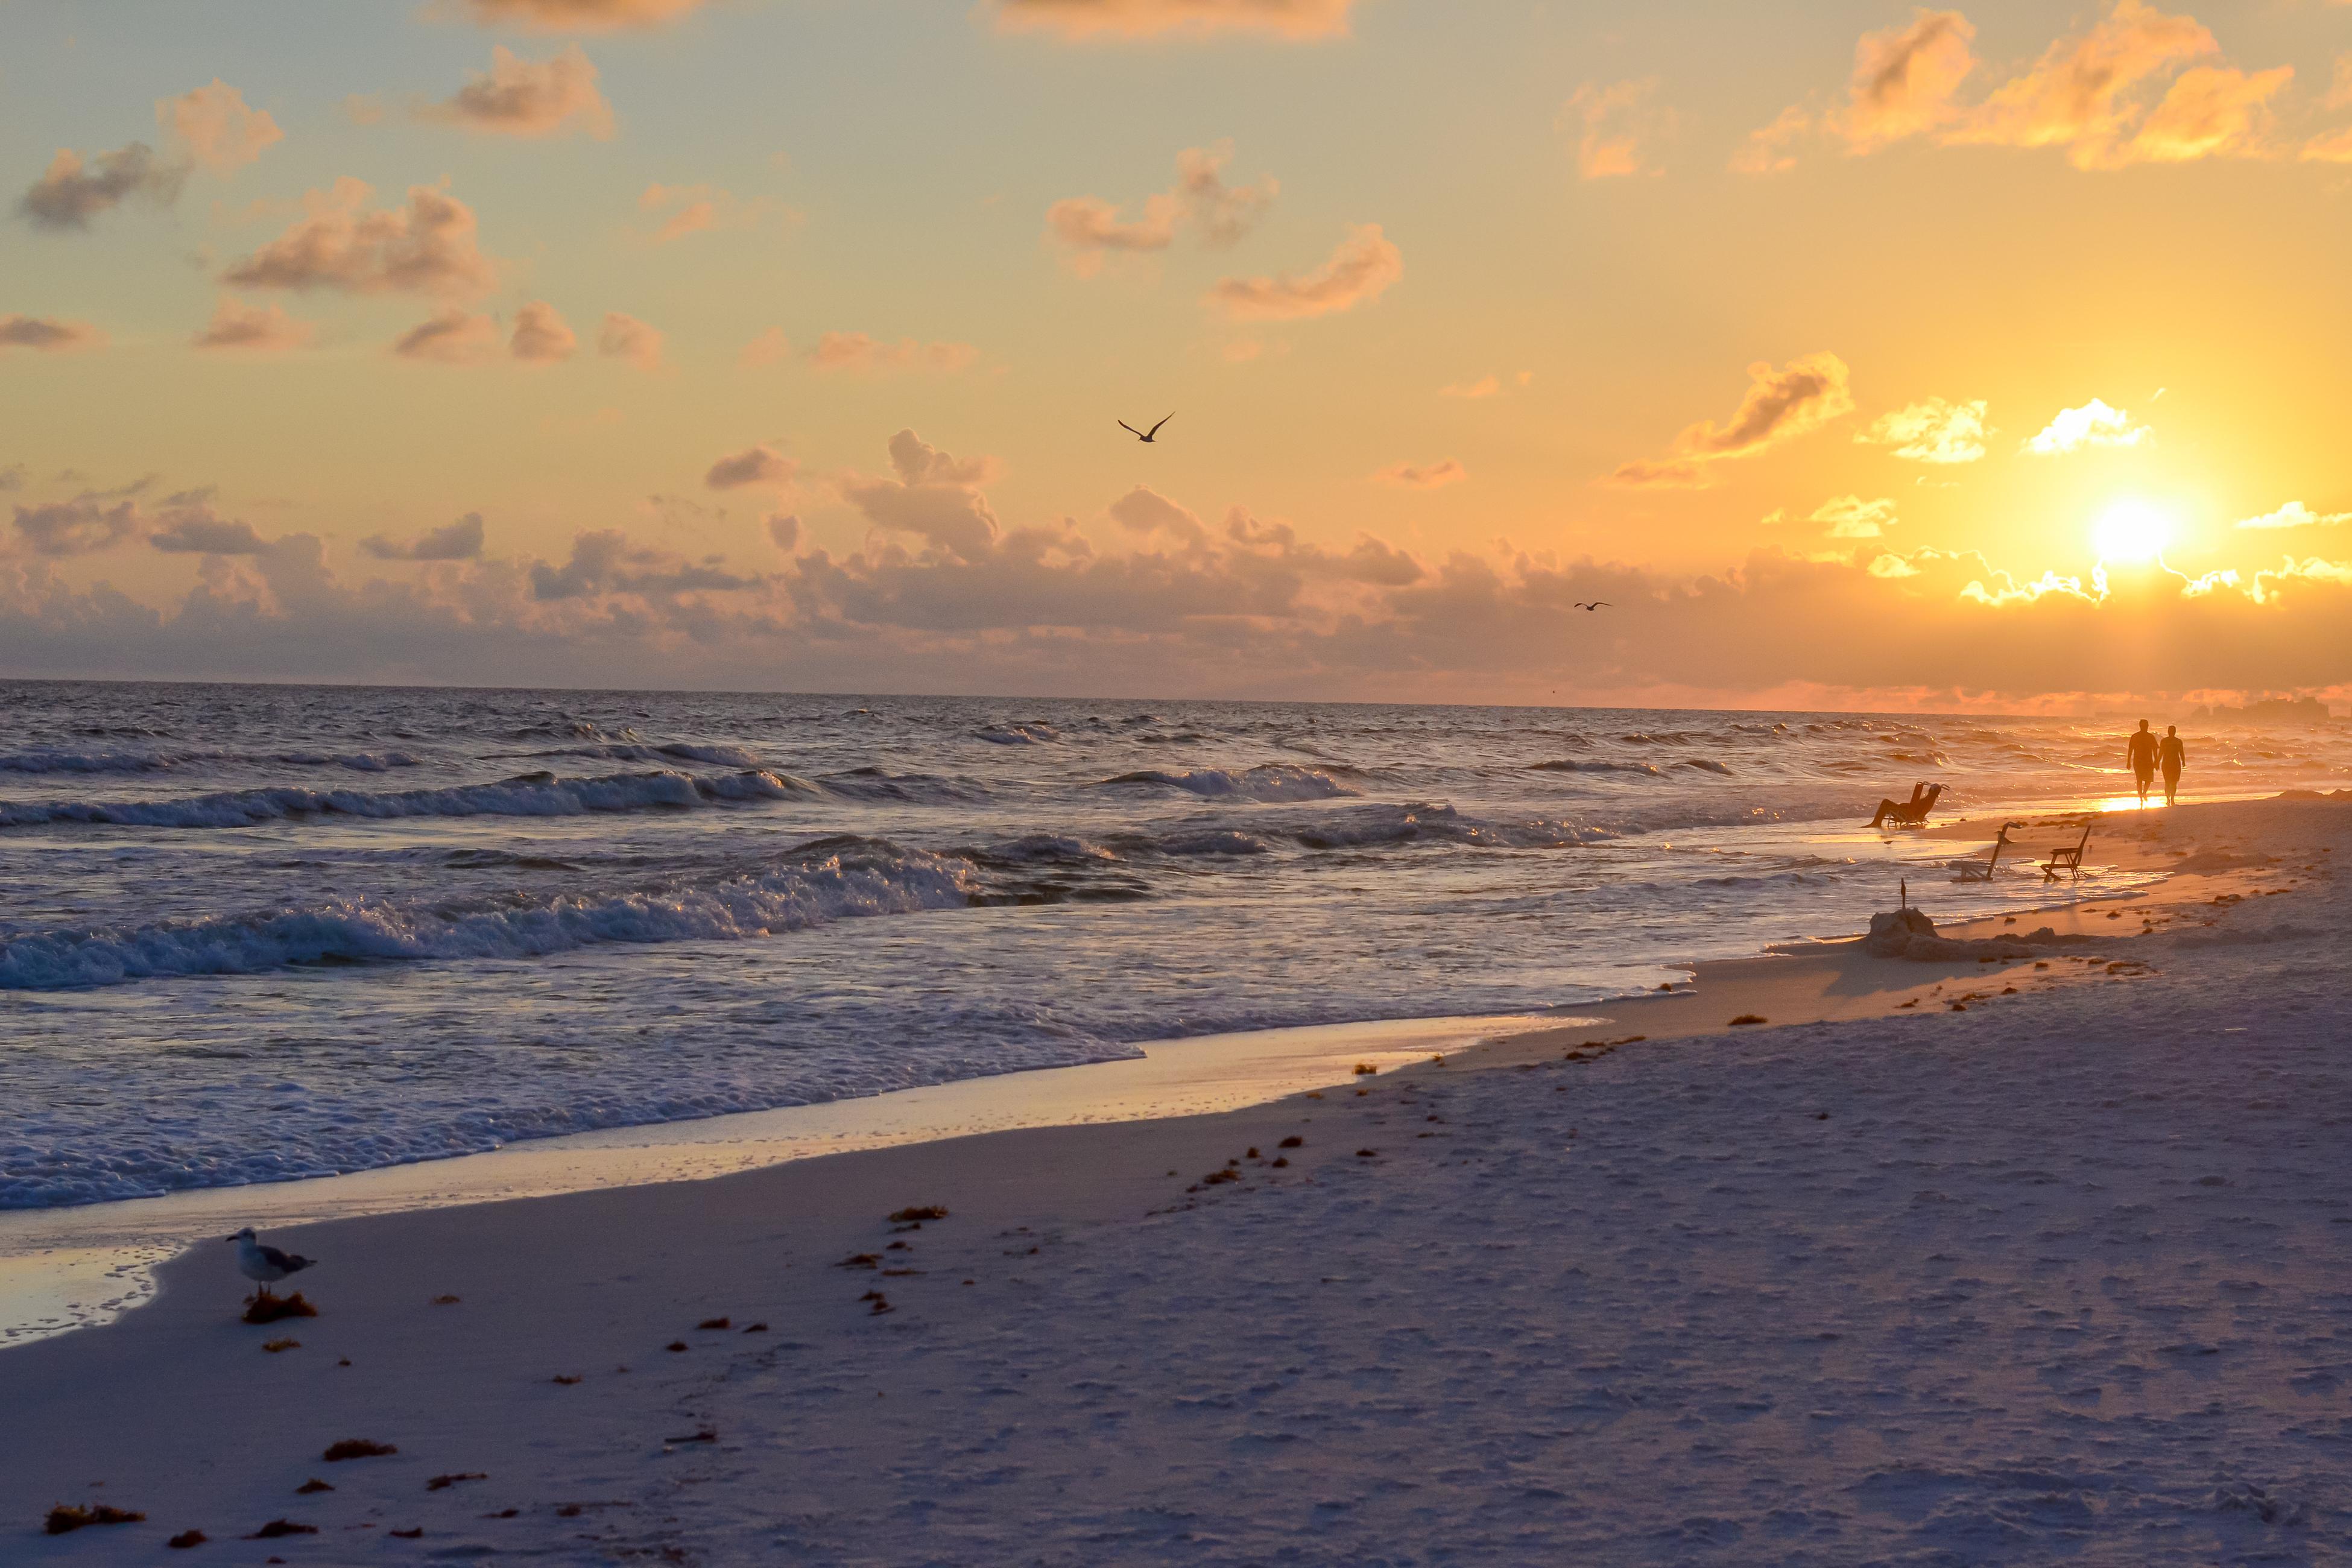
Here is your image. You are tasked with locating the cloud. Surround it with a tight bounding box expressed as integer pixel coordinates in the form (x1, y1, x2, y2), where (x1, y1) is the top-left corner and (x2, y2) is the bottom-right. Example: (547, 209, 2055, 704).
(159, 80, 282, 172)
(10, 497, 142, 556)
(1207, 223, 1402, 321)
(19, 144, 186, 229)
(457, 0, 712, 30)
(1610, 352, 1854, 487)
(362, 513, 487, 560)
(1046, 142, 1276, 272)
(1564, 78, 1666, 179)
(2112, 65, 2292, 166)
(806, 332, 979, 374)
(1947, 0, 2218, 168)
(598, 311, 664, 370)
(990, 0, 1361, 40)
(739, 327, 791, 367)
(223, 180, 499, 297)
(1857, 397, 1988, 463)
(1439, 375, 1500, 399)
(1833, 9, 1977, 152)
(838, 430, 1005, 561)
(1372, 460, 1466, 490)
(1730, 105, 1813, 175)
(2236, 501, 2350, 530)
(0, 315, 106, 353)
(637, 182, 777, 243)
(1810, 495, 1898, 539)
(392, 308, 500, 364)
(704, 444, 797, 490)
(428, 44, 615, 138)
(508, 300, 577, 362)
(529, 528, 763, 599)
(149, 504, 273, 555)
(2025, 398, 2150, 454)
(766, 514, 802, 552)
(192, 298, 316, 353)
(1110, 486, 1210, 545)
(0, 467, 24, 493)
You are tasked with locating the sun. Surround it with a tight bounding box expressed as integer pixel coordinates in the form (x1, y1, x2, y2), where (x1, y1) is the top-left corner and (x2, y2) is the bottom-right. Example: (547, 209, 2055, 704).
(2092, 499, 2171, 563)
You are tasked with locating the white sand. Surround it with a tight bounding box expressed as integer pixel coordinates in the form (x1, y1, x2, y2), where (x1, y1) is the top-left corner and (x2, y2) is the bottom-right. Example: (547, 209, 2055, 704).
(2, 797, 2346, 1563)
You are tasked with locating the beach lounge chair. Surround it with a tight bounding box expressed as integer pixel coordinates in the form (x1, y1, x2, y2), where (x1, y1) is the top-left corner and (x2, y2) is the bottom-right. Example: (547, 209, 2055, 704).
(1953, 820, 2023, 882)
(2043, 820, 2093, 882)
(1869, 781, 1943, 828)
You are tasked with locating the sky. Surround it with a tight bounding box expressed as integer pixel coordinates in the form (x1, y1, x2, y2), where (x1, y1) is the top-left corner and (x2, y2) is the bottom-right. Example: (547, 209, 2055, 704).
(3, 0, 2351, 709)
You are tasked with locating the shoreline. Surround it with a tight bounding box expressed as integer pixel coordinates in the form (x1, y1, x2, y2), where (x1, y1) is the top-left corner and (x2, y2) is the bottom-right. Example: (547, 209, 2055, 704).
(0, 792, 2298, 1348)
(0, 797, 2341, 1560)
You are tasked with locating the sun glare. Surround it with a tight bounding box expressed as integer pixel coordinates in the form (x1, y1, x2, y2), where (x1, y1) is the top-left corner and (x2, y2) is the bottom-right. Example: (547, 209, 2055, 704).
(2092, 500, 2171, 563)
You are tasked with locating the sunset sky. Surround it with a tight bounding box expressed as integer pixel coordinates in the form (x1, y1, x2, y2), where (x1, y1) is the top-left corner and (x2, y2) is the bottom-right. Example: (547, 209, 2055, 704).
(4, 0, 2351, 707)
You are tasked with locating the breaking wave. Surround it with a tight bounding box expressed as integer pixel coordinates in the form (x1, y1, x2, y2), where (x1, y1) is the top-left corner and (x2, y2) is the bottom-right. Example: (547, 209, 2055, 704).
(1099, 764, 1360, 803)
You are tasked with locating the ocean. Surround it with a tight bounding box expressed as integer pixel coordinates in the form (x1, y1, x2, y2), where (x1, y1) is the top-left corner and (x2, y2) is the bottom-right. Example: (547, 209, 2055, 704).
(4, 680, 2345, 1211)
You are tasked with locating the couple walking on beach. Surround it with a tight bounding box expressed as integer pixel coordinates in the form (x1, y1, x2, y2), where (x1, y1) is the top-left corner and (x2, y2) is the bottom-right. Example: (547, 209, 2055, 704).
(2127, 720, 2188, 807)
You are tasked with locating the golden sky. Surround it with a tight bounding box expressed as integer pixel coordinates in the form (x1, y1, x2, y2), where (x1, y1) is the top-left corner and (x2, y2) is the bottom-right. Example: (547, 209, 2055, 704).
(3, 0, 2350, 707)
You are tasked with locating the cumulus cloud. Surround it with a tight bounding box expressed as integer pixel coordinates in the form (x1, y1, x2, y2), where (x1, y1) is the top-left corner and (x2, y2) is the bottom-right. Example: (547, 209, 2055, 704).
(1947, 0, 2218, 167)
(19, 144, 186, 229)
(704, 444, 797, 490)
(806, 332, 979, 373)
(2236, 501, 2350, 530)
(1810, 495, 1898, 539)
(393, 308, 501, 363)
(223, 180, 499, 297)
(990, 0, 1360, 40)
(598, 311, 664, 370)
(428, 44, 615, 138)
(1564, 78, 1666, 179)
(10, 497, 142, 556)
(1207, 224, 1401, 321)
(1857, 397, 1988, 463)
(150, 504, 273, 555)
(362, 513, 488, 560)
(529, 528, 762, 600)
(159, 80, 282, 172)
(838, 430, 1005, 561)
(1046, 142, 1276, 273)
(739, 327, 791, 367)
(508, 300, 577, 362)
(0, 315, 106, 353)
(1611, 352, 1854, 488)
(192, 297, 315, 353)
(457, 0, 711, 29)
(1834, 9, 1977, 151)
(1372, 460, 1466, 490)
(2025, 398, 2150, 454)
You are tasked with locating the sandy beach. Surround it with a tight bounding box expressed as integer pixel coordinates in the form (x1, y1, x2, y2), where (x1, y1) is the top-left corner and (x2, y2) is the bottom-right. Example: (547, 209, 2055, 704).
(2, 794, 2345, 1563)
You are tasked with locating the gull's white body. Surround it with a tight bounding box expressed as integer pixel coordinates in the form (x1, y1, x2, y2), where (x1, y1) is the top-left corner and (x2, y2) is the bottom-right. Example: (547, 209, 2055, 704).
(229, 1226, 315, 1285)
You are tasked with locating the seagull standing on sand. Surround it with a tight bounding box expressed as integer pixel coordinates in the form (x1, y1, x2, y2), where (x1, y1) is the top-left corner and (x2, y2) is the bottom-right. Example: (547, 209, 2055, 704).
(1118, 413, 1174, 443)
(228, 1227, 316, 1288)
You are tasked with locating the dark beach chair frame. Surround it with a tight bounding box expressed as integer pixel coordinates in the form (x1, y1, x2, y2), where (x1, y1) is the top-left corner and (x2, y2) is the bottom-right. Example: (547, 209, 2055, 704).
(2043, 820, 2093, 882)
(1955, 820, 2023, 882)
(1881, 780, 1944, 828)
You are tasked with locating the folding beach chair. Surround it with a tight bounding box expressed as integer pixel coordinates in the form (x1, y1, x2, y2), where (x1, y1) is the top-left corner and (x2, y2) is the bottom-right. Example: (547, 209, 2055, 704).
(2043, 820, 2093, 882)
(1954, 821, 2023, 882)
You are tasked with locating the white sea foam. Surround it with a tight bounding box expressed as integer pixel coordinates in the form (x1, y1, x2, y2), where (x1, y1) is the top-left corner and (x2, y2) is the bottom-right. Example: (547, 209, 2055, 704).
(0, 767, 814, 829)
(1101, 764, 1360, 802)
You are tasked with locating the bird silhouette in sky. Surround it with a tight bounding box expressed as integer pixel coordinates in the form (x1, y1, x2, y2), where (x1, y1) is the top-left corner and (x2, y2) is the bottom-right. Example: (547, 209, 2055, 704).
(1574, 601, 1611, 611)
(1119, 413, 1174, 443)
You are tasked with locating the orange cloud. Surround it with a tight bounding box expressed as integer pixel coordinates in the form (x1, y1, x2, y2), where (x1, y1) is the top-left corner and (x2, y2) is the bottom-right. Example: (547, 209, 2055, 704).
(508, 300, 577, 362)
(192, 298, 316, 353)
(738, 327, 791, 367)
(637, 182, 776, 243)
(1857, 397, 1988, 463)
(1833, 9, 1976, 152)
(428, 45, 615, 138)
(2111, 65, 2291, 166)
(598, 311, 664, 370)
(1730, 105, 1812, 175)
(1611, 352, 1854, 487)
(158, 80, 282, 172)
(1811, 495, 1898, 539)
(223, 180, 499, 297)
(1372, 460, 1465, 490)
(458, 0, 710, 30)
(0, 315, 106, 353)
(991, 0, 1359, 40)
(704, 444, 797, 490)
(1046, 142, 1275, 272)
(1564, 78, 1666, 179)
(807, 332, 978, 373)
(1207, 224, 1401, 321)
(392, 308, 500, 364)
(19, 144, 185, 229)
(1948, 0, 2216, 166)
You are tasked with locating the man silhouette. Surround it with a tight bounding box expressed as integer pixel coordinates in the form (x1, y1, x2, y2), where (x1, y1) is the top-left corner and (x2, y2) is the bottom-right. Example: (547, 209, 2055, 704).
(2160, 724, 2187, 806)
(2126, 720, 2160, 806)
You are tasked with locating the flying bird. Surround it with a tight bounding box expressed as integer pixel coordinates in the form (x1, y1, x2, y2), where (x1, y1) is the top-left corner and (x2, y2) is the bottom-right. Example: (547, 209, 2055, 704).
(228, 1227, 317, 1287)
(1574, 601, 1611, 612)
(1119, 413, 1174, 444)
